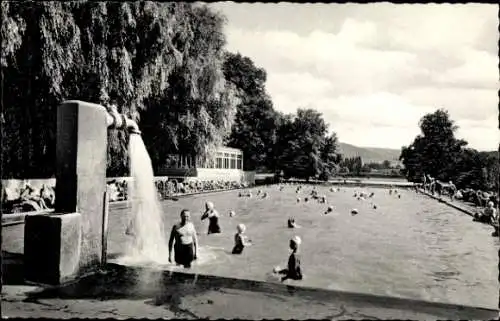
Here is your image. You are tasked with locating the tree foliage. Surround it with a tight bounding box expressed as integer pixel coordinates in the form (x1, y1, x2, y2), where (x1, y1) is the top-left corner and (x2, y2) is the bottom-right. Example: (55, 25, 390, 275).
(400, 109, 498, 191)
(275, 109, 341, 180)
(223, 52, 279, 171)
(339, 156, 363, 176)
(1, 1, 237, 178)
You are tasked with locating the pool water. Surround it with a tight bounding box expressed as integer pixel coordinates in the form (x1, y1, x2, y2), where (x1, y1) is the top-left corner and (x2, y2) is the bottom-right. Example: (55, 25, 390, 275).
(110, 185, 498, 309)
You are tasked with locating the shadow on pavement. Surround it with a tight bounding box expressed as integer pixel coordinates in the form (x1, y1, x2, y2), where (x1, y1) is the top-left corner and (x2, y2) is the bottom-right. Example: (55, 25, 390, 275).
(15, 263, 497, 320)
(1, 251, 26, 285)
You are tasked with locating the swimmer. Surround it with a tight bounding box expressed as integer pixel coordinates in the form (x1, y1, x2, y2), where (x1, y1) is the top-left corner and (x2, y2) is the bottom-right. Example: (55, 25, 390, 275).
(324, 206, 333, 214)
(351, 208, 359, 215)
(304, 197, 309, 202)
(273, 236, 303, 282)
(373, 204, 377, 209)
(287, 217, 301, 228)
(201, 201, 221, 234)
(232, 224, 252, 254)
(257, 190, 262, 195)
(389, 189, 393, 195)
(262, 192, 268, 198)
(369, 192, 375, 198)
(168, 209, 198, 268)
(319, 196, 326, 203)
(297, 197, 301, 203)
(229, 210, 236, 217)
(398, 194, 401, 199)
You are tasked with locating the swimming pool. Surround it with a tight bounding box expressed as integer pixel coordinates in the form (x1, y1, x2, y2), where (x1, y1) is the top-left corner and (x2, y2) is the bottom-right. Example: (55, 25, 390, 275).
(107, 184, 497, 309)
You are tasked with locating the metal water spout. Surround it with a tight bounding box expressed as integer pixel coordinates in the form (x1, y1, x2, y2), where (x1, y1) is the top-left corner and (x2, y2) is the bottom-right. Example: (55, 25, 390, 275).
(105, 104, 141, 135)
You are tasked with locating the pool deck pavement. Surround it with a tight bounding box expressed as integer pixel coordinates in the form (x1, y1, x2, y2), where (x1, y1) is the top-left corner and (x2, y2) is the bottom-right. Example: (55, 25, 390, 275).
(2, 261, 498, 320)
(417, 188, 498, 229)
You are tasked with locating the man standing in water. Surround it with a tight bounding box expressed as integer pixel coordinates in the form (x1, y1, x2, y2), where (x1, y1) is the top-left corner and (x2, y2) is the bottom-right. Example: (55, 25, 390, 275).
(168, 209, 198, 268)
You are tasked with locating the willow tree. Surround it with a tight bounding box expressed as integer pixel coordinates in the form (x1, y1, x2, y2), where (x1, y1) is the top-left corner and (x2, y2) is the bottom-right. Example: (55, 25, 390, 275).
(1, 1, 82, 178)
(139, 3, 238, 173)
(1, 1, 238, 178)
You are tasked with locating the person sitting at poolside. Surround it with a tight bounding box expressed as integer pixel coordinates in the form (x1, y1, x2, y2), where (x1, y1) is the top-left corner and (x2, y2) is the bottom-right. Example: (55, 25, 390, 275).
(40, 184, 55, 208)
(232, 223, 252, 254)
(447, 181, 457, 199)
(274, 236, 303, 282)
(201, 201, 221, 234)
(473, 201, 497, 224)
(20, 182, 48, 210)
(168, 209, 198, 268)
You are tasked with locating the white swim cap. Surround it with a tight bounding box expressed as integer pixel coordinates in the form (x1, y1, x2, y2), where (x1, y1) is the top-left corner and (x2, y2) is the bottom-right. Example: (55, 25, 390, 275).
(206, 201, 214, 209)
(237, 223, 246, 232)
(229, 210, 236, 217)
(488, 201, 494, 207)
(291, 235, 302, 245)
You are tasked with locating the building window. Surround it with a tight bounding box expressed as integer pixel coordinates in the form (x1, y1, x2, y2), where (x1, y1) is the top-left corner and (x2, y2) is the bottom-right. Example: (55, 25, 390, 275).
(224, 157, 229, 169)
(230, 158, 236, 169)
(237, 154, 243, 169)
(216, 157, 223, 169)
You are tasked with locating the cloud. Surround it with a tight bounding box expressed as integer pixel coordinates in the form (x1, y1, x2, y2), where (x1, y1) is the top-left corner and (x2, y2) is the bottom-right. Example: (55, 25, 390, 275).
(216, 3, 499, 151)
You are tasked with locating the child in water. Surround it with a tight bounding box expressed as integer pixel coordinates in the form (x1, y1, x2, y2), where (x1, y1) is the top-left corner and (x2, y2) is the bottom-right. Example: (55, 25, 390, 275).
(274, 236, 303, 282)
(232, 224, 252, 254)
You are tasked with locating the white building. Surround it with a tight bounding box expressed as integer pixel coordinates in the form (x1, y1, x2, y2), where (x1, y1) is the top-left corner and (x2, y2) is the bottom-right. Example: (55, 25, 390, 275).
(158, 146, 254, 184)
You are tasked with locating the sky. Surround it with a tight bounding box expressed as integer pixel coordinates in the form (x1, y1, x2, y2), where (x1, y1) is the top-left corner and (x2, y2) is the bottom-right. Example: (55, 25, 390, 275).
(208, 3, 499, 151)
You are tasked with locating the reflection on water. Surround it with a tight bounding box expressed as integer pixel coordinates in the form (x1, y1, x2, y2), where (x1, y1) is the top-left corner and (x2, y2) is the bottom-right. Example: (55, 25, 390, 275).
(110, 185, 498, 309)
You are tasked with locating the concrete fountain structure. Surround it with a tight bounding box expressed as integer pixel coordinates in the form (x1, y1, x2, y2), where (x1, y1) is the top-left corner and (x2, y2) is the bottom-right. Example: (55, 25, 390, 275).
(23, 101, 140, 285)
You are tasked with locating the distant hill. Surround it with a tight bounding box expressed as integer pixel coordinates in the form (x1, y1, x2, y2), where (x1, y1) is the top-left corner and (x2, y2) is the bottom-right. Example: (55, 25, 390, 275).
(338, 142, 402, 165)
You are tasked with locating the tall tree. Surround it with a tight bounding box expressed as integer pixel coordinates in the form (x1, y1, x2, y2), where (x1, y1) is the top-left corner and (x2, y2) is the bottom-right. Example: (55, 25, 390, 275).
(276, 108, 340, 180)
(400, 109, 466, 182)
(223, 52, 280, 171)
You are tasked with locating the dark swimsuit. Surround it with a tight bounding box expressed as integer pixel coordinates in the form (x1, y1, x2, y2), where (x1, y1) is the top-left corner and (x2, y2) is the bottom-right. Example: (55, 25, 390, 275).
(174, 242, 194, 268)
(279, 252, 303, 281)
(232, 233, 244, 254)
(208, 214, 221, 234)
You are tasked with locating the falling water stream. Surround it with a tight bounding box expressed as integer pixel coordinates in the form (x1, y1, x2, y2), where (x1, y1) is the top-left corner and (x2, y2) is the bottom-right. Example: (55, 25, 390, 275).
(117, 134, 218, 268)
(122, 134, 169, 264)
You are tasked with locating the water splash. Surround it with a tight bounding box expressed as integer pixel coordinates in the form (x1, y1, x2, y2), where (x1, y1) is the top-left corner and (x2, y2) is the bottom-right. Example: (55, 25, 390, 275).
(121, 135, 221, 268)
(125, 134, 169, 263)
